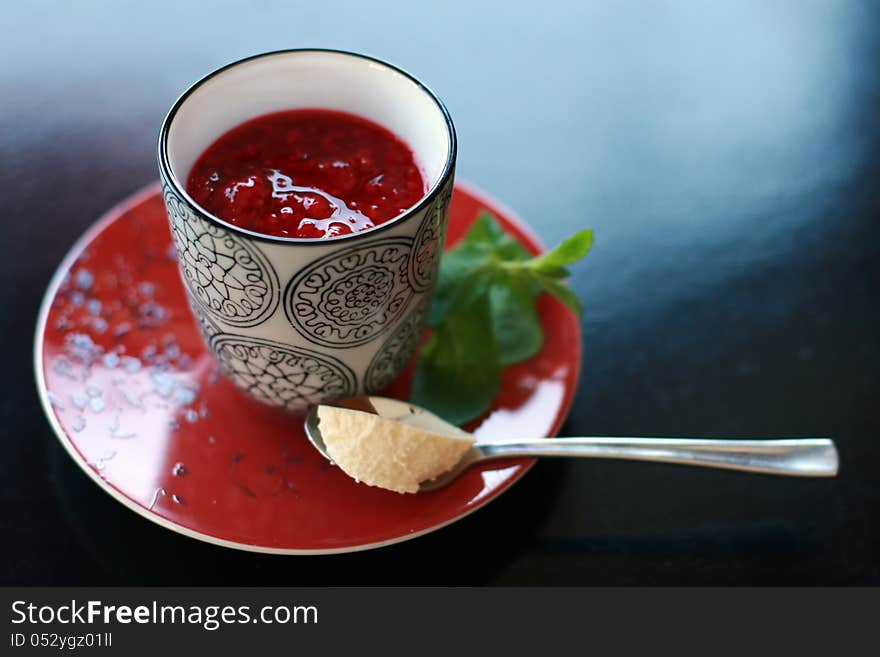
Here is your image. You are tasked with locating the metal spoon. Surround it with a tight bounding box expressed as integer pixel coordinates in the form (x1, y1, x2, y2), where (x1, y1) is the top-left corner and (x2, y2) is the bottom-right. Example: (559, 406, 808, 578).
(304, 395, 839, 492)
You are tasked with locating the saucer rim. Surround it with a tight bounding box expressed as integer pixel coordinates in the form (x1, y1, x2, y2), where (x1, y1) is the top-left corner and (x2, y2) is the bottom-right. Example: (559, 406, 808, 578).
(33, 179, 580, 555)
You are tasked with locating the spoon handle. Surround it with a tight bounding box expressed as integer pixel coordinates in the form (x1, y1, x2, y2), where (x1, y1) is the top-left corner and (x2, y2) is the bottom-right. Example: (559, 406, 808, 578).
(478, 437, 838, 477)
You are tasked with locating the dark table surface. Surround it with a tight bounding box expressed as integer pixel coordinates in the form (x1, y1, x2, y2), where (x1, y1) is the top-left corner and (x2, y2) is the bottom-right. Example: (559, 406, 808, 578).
(2, 0, 878, 585)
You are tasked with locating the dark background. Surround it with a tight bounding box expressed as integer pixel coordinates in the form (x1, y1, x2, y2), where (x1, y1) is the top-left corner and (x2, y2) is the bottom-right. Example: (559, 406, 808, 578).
(2, 0, 878, 584)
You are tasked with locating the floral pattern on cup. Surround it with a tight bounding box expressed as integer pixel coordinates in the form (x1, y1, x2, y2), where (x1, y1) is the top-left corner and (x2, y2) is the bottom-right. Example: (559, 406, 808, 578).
(283, 237, 415, 348)
(409, 185, 452, 292)
(209, 334, 357, 414)
(364, 295, 431, 392)
(164, 186, 280, 328)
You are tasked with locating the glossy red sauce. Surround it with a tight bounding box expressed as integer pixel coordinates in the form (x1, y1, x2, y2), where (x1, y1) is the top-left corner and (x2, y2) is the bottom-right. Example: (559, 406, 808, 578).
(186, 109, 426, 239)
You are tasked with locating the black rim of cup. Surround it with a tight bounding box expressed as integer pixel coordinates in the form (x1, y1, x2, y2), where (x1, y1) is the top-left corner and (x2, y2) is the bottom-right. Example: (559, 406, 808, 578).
(157, 48, 457, 246)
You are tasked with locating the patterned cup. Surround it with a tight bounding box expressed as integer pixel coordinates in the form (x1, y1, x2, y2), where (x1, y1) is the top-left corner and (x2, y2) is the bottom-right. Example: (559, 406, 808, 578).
(158, 49, 456, 413)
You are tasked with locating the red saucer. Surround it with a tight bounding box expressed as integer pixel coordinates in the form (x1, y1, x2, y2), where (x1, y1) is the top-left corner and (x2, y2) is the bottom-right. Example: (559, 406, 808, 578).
(35, 180, 582, 553)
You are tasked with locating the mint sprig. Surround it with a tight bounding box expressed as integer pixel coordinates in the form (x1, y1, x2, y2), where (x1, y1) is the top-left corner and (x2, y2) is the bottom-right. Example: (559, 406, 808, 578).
(411, 212, 593, 425)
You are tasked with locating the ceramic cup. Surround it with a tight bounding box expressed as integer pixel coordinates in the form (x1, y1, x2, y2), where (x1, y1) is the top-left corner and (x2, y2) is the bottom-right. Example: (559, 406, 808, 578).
(158, 49, 456, 413)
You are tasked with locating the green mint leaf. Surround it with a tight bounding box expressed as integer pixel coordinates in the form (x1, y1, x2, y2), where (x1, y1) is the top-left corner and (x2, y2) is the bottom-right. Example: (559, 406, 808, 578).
(411, 298, 501, 425)
(460, 212, 531, 261)
(428, 266, 493, 326)
(529, 229, 593, 273)
(461, 211, 508, 248)
(428, 212, 531, 327)
(428, 249, 477, 321)
(414, 208, 592, 425)
(533, 274, 583, 316)
(528, 264, 570, 279)
(491, 274, 543, 365)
